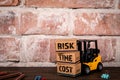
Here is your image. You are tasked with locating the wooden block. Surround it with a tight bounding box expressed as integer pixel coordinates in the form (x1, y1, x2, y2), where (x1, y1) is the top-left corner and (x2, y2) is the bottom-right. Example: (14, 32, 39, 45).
(56, 51, 80, 63)
(55, 39, 78, 51)
(57, 62, 81, 76)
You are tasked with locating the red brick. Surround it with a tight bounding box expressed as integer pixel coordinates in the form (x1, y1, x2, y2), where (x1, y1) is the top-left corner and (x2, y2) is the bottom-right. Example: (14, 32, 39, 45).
(20, 12, 38, 34)
(74, 13, 120, 36)
(98, 38, 116, 62)
(25, 0, 114, 8)
(38, 12, 68, 35)
(0, 11, 18, 35)
(0, 38, 5, 61)
(116, 38, 120, 61)
(50, 39, 56, 62)
(20, 11, 68, 35)
(22, 36, 50, 62)
(0, 37, 20, 61)
(0, 0, 19, 6)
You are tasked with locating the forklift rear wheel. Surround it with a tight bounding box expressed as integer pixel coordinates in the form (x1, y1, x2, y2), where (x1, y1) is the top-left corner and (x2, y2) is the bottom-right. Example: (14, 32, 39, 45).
(97, 62, 103, 71)
(84, 66, 90, 74)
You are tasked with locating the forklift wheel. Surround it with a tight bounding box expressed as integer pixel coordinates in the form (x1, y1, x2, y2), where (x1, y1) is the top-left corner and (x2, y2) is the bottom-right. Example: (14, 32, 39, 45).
(97, 63, 103, 71)
(84, 66, 90, 74)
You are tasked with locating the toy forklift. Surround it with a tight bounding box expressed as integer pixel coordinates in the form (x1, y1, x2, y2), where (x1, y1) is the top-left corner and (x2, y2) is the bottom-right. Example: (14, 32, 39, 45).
(56, 39, 103, 76)
(77, 40, 103, 74)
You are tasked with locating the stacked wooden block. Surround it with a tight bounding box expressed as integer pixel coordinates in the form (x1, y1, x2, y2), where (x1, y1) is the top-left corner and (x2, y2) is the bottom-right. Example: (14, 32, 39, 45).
(55, 39, 81, 77)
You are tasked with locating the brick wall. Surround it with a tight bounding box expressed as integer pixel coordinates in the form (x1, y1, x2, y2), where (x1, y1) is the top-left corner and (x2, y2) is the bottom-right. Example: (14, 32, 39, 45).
(0, 0, 120, 67)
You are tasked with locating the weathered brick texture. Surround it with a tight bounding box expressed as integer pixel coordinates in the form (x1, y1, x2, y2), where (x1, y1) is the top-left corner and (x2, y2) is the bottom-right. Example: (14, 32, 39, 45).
(38, 10, 69, 35)
(20, 10, 69, 35)
(74, 13, 120, 35)
(0, 37, 20, 61)
(0, 0, 120, 67)
(116, 38, 120, 61)
(0, 0, 19, 6)
(25, 0, 114, 8)
(20, 12, 38, 35)
(0, 10, 18, 35)
(98, 38, 116, 61)
(50, 39, 56, 62)
(21, 36, 50, 62)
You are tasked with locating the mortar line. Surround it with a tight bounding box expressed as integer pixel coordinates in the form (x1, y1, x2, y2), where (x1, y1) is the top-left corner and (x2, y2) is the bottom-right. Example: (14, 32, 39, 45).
(0, 7, 120, 13)
(0, 34, 120, 37)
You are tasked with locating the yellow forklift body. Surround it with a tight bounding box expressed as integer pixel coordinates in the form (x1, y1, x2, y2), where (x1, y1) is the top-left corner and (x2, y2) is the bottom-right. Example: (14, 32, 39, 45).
(83, 54, 102, 71)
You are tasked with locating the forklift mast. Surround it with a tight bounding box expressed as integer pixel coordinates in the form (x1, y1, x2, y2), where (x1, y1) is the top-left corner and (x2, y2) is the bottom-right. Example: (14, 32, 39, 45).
(77, 40, 100, 63)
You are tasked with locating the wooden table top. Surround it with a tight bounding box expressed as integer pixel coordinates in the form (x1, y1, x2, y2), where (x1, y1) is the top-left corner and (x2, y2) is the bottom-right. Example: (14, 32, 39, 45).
(0, 67, 120, 80)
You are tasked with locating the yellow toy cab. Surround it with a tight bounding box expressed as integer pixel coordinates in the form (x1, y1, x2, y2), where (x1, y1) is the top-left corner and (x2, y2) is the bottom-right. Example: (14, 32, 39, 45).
(77, 40, 103, 74)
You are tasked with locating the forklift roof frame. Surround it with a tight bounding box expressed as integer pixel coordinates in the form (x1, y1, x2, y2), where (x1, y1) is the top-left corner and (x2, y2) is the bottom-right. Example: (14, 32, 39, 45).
(77, 39, 98, 52)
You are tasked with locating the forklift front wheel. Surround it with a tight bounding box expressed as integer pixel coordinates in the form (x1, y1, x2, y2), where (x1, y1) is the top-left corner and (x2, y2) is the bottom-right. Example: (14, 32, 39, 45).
(84, 66, 90, 74)
(97, 62, 103, 71)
